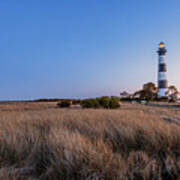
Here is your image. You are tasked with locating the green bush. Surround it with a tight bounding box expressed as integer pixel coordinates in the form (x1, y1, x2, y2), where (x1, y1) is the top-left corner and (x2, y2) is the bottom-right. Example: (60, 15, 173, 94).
(81, 97, 121, 109)
(57, 101, 71, 108)
(157, 97, 169, 102)
(72, 99, 81, 105)
(99, 96, 111, 109)
(109, 98, 120, 109)
(111, 96, 120, 102)
(81, 99, 100, 108)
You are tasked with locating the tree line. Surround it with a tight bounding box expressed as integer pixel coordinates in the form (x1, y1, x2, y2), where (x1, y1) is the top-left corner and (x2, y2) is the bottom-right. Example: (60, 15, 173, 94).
(120, 82, 179, 102)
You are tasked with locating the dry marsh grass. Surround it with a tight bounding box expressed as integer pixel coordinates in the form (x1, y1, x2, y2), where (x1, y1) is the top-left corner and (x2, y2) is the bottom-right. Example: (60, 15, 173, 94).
(0, 102, 180, 179)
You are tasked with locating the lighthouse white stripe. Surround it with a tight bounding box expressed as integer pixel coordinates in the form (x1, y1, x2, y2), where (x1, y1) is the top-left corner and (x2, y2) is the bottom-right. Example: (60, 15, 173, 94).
(158, 72, 167, 80)
(158, 88, 168, 97)
(159, 55, 166, 64)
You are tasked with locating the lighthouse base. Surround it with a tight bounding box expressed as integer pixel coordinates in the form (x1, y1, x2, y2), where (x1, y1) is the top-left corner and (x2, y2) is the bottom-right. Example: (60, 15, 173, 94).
(158, 88, 168, 97)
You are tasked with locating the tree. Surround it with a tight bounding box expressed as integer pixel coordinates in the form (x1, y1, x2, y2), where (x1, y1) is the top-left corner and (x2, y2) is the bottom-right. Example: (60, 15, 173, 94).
(167, 85, 179, 102)
(120, 91, 131, 98)
(133, 82, 158, 101)
(143, 82, 157, 93)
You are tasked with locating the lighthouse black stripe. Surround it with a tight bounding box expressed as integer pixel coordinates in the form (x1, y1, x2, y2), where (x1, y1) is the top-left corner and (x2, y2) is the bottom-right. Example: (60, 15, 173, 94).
(159, 64, 167, 72)
(158, 80, 168, 88)
(157, 48, 167, 55)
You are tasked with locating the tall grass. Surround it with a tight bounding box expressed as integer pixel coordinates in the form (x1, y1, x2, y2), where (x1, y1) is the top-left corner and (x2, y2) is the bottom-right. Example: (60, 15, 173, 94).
(0, 107, 180, 179)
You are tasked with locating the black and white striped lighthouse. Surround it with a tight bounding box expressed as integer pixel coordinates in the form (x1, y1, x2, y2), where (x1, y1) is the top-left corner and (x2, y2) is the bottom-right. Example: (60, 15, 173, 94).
(157, 42, 168, 97)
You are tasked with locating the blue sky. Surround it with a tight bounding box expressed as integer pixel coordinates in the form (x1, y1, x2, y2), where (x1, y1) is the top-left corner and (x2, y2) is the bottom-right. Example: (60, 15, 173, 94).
(0, 0, 180, 100)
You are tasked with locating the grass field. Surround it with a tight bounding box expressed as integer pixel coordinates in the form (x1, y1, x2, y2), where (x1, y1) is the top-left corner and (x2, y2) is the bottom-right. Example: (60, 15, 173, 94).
(0, 102, 180, 179)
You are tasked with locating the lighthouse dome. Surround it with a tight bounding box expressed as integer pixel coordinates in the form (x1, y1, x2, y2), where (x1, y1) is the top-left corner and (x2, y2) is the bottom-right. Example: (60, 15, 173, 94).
(157, 42, 167, 55)
(159, 42, 165, 48)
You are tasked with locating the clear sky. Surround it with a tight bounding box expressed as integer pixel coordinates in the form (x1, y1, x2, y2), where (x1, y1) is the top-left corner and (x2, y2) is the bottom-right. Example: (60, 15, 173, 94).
(0, 0, 180, 100)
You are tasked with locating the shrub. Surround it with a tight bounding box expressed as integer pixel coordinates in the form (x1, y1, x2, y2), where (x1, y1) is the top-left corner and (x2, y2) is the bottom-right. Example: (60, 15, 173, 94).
(111, 96, 120, 102)
(109, 98, 120, 109)
(157, 97, 169, 102)
(81, 97, 121, 109)
(57, 101, 71, 108)
(72, 100, 81, 105)
(81, 99, 100, 108)
(120, 97, 133, 102)
(168, 96, 177, 103)
(99, 96, 111, 109)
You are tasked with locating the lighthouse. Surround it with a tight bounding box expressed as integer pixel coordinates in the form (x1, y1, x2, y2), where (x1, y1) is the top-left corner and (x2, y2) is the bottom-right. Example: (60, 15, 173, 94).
(157, 42, 168, 97)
